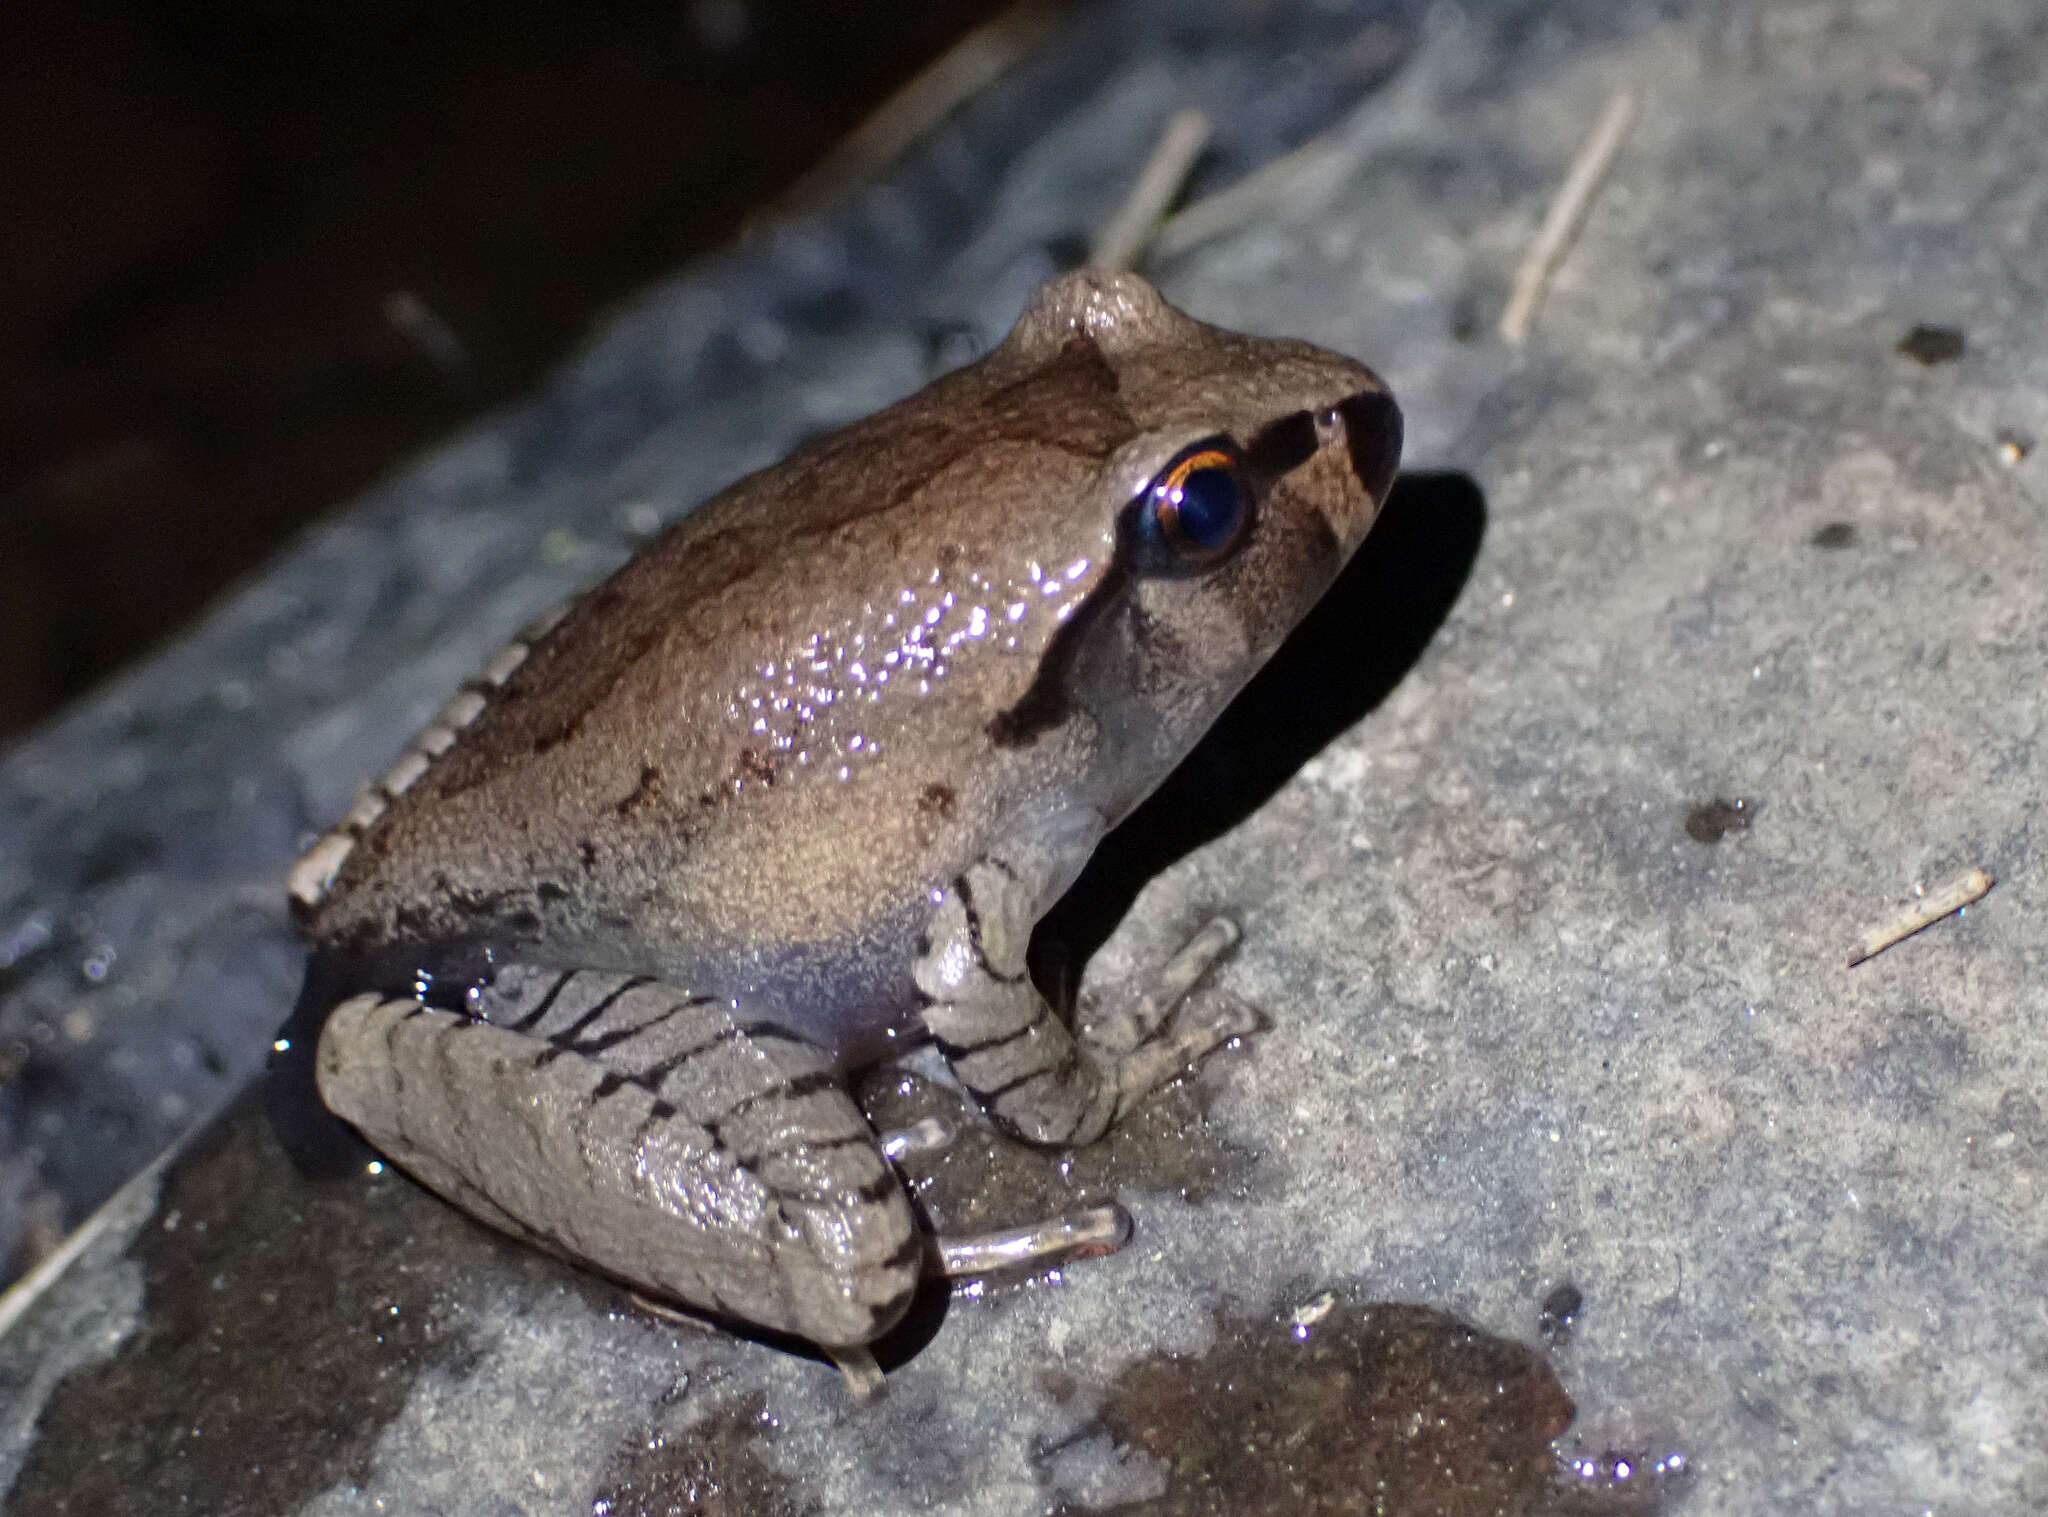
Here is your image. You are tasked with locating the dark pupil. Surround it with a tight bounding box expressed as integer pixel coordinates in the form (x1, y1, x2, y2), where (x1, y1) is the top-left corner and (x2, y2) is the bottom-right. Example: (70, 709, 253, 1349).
(1172, 466, 1242, 550)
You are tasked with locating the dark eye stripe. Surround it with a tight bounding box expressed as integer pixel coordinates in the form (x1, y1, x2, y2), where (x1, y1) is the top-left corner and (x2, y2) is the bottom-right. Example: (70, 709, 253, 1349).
(1242, 410, 1318, 487)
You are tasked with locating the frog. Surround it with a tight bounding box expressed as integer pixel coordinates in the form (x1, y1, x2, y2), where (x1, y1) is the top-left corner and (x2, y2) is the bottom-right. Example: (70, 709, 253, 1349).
(283, 269, 1401, 1391)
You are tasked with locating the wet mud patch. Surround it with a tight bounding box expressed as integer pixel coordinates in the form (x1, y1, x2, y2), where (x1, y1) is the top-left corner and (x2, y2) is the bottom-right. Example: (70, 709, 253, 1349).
(856, 1062, 1262, 1241)
(593, 1389, 804, 1517)
(8, 1092, 574, 1516)
(1079, 1299, 1672, 1517)
(1896, 322, 1965, 365)
(1681, 797, 1754, 845)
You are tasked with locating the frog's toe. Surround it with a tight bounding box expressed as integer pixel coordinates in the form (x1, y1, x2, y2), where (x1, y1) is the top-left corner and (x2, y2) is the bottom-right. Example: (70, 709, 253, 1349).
(830, 1346, 888, 1401)
(1081, 914, 1242, 1051)
(1177, 991, 1263, 1043)
(932, 1203, 1132, 1277)
(1103, 991, 1260, 1113)
(879, 1115, 954, 1163)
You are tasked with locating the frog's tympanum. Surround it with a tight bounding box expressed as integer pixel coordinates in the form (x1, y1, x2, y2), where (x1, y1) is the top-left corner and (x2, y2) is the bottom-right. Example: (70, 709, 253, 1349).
(287, 271, 1400, 1390)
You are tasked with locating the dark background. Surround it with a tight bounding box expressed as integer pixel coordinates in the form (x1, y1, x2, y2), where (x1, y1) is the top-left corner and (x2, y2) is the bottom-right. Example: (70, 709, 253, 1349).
(0, 0, 1010, 746)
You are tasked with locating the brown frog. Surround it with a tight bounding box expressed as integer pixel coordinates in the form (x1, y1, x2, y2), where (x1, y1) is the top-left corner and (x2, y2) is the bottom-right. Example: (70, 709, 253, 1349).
(286, 270, 1400, 1390)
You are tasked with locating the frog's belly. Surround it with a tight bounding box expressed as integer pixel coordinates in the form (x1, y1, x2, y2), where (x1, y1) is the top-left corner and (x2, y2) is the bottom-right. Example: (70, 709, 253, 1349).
(636, 895, 935, 1070)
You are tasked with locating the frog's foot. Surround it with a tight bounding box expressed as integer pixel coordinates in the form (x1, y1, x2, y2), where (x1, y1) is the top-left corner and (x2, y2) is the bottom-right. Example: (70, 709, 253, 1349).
(316, 971, 922, 1355)
(914, 859, 1253, 1149)
(1078, 916, 1243, 1054)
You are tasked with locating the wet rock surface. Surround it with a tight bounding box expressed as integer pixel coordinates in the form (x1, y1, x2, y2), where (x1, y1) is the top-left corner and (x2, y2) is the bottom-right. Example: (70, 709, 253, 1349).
(1085, 1298, 1666, 1517)
(590, 1391, 799, 1517)
(5, 1100, 515, 1515)
(7, 1, 2048, 1513)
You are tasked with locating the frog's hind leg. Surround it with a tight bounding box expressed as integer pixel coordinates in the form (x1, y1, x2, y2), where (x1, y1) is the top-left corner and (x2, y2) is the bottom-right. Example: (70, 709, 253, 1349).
(315, 968, 921, 1353)
(914, 856, 1256, 1148)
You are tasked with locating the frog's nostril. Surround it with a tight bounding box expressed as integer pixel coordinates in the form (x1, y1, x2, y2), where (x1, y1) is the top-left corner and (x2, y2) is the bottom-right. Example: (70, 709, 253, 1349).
(1334, 390, 1403, 507)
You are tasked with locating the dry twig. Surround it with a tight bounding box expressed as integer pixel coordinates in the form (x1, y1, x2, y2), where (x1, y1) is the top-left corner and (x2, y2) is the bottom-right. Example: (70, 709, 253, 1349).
(1845, 866, 1995, 967)
(1151, 129, 1344, 261)
(1125, 16, 1453, 264)
(1498, 88, 1638, 346)
(1090, 108, 1213, 271)
(757, 0, 1063, 224)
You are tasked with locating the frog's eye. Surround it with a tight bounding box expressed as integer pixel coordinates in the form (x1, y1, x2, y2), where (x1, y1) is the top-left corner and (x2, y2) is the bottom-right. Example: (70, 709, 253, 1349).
(1133, 439, 1253, 574)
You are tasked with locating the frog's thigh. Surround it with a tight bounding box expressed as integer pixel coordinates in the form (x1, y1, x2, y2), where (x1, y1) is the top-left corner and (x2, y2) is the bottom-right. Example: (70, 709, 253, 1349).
(316, 977, 920, 1349)
(914, 858, 1251, 1148)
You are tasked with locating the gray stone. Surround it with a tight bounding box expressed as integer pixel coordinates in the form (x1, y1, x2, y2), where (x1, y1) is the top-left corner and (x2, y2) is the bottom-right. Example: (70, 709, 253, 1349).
(5, 0, 2046, 1512)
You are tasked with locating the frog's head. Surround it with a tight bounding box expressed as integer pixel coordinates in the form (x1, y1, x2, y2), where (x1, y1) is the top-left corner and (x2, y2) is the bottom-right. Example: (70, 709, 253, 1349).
(983, 271, 1402, 824)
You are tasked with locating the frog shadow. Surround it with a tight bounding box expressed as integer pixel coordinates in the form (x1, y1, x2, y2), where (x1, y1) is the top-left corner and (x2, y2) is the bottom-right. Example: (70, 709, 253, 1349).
(1031, 468, 1487, 988)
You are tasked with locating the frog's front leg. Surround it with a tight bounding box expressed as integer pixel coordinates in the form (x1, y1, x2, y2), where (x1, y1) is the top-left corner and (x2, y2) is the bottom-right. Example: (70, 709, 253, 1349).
(915, 851, 1256, 1148)
(315, 968, 922, 1352)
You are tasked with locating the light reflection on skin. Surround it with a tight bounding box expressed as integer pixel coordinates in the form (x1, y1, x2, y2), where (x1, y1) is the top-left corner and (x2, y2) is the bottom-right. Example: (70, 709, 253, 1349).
(719, 558, 1090, 785)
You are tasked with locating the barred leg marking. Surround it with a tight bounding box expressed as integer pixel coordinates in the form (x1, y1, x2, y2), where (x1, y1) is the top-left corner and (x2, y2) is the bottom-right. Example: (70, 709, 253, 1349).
(915, 856, 1250, 1148)
(479, 966, 906, 1222)
(317, 981, 919, 1348)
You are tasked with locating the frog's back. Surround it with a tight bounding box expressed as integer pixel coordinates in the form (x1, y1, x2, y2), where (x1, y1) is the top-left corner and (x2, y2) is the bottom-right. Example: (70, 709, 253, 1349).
(293, 270, 1392, 1051)
(294, 302, 1151, 1019)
